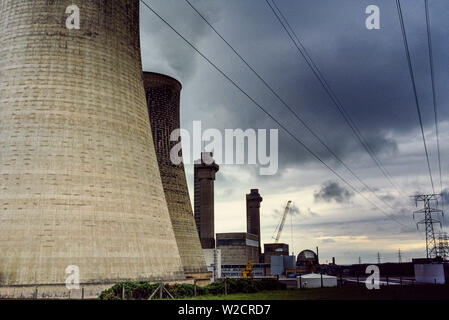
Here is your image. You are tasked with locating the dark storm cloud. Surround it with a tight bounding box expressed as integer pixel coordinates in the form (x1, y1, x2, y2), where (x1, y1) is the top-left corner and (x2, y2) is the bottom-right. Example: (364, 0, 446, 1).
(139, 0, 449, 177)
(139, 1, 447, 263)
(259, 0, 449, 171)
(140, 0, 221, 80)
(140, 0, 449, 197)
(314, 181, 354, 203)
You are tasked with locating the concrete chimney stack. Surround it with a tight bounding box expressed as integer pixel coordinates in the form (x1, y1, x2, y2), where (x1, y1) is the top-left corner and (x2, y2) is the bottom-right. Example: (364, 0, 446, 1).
(194, 152, 219, 249)
(246, 189, 263, 261)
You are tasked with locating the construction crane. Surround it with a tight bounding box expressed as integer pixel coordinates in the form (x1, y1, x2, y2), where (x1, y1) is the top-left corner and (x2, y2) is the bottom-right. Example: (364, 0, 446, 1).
(272, 201, 292, 243)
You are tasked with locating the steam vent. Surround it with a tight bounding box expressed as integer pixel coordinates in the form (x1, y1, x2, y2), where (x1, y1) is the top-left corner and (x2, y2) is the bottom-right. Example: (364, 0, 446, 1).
(0, 0, 185, 285)
(143, 72, 208, 276)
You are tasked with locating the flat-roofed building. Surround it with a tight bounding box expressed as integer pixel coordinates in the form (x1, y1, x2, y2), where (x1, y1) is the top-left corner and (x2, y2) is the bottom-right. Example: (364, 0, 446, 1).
(263, 243, 289, 264)
(216, 233, 260, 265)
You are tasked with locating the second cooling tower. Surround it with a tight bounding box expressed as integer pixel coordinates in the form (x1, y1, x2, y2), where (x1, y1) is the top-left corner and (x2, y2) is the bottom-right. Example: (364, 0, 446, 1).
(143, 72, 208, 276)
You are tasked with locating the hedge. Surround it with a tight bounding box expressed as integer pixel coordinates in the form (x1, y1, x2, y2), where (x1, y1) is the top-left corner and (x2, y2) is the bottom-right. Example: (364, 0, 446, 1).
(98, 278, 286, 300)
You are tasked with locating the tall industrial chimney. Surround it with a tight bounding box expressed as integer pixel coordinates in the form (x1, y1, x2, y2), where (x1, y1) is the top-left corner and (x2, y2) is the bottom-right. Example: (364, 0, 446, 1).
(194, 153, 219, 249)
(246, 189, 263, 261)
(143, 72, 208, 276)
(0, 0, 184, 285)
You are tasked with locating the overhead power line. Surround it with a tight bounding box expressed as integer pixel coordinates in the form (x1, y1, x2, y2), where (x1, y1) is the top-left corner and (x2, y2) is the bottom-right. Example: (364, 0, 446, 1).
(396, 0, 435, 194)
(183, 0, 397, 211)
(266, 0, 405, 197)
(424, 0, 443, 198)
(140, 0, 407, 227)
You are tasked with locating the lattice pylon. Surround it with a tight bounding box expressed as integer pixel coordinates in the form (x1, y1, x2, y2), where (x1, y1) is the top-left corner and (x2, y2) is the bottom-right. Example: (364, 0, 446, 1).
(413, 194, 443, 259)
(436, 232, 449, 260)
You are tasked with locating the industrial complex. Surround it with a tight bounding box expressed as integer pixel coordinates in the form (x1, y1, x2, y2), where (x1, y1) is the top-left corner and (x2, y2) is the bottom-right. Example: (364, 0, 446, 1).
(0, 0, 317, 294)
(0, 0, 448, 300)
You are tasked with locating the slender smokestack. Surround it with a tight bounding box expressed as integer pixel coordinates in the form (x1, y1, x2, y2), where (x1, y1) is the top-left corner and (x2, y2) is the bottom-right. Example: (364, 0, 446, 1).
(246, 189, 263, 262)
(194, 152, 219, 249)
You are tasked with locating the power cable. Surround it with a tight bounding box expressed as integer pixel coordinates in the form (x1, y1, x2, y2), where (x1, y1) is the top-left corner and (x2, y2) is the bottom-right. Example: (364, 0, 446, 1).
(396, 0, 435, 194)
(266, 0, 406, 198)
(183, 0, 398, 211)
(139, 0, 407, 226)
(424, 0, 444, 221)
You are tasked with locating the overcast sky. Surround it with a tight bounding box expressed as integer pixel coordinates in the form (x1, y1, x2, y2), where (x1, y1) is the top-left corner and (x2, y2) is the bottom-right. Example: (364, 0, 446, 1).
(139, 0, 449, 264)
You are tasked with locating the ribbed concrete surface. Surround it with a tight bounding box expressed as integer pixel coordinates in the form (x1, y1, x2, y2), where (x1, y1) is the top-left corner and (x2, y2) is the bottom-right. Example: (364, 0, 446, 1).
(0, 0, 184, 285)
(143, 72, 208, 274)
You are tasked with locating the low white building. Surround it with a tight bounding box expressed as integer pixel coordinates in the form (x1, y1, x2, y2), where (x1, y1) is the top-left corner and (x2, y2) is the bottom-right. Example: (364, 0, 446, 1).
(414, 263, 446, 284)
(297, 273, 338, 288)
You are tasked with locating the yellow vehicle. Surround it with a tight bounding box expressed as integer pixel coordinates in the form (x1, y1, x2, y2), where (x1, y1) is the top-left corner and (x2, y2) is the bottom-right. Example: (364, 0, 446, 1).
(241, 261, 253, 278)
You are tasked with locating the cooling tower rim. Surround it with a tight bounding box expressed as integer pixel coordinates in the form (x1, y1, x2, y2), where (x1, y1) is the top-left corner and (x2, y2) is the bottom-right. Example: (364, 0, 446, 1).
(143, 71, 182, 90)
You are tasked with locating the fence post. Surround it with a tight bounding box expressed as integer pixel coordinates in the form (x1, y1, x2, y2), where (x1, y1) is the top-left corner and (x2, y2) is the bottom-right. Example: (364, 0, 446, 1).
(339, 273, 343, 286)
(159, 282, 163, 299)
(34, 286, 38, 299)
(194, 280, 197, 297)
(81, 287, 84, 300)
(320, 273, 323, 288)
(122, 283, 125, 300)
(224, 278, 227, 296)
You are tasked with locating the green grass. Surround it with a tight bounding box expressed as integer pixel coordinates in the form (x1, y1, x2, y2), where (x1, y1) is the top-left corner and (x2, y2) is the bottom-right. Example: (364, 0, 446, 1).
(178, 285, 449, 300)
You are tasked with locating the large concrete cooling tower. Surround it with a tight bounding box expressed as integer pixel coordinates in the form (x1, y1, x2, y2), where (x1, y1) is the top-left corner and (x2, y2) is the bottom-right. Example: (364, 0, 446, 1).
(143, 72, 208, 279)
(0, 0, 185, 285)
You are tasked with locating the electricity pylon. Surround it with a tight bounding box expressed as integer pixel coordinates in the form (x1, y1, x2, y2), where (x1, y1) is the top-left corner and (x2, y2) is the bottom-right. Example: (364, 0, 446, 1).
(436, 232, 449, 260)
(413, 194, 443, 259)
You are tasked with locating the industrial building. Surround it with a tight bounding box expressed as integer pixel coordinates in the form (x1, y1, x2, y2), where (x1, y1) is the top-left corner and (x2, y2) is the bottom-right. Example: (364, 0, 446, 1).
(263, 243, 289, 264)
(270, 255, 296, 276)
(216, 233, 260, 265)
(214, 189, 264, 266)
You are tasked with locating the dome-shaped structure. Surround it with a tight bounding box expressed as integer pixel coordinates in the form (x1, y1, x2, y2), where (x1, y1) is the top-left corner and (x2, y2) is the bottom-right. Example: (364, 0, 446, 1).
(296, 249, 318, 267)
